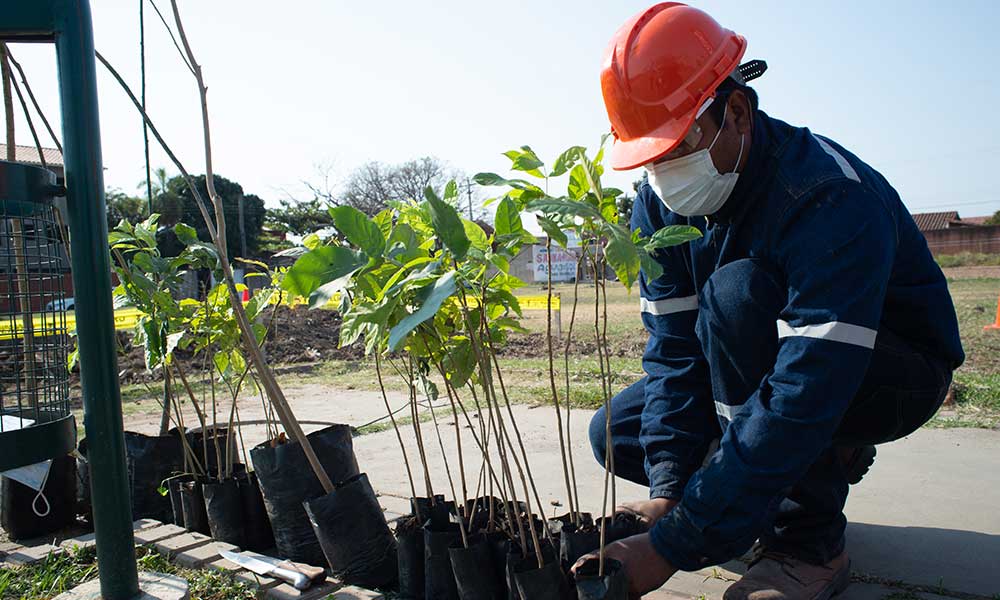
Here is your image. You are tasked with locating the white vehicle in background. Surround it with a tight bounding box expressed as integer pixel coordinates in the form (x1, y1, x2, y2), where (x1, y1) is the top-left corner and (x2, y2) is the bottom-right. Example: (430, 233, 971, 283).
(44, 297, 75, 312)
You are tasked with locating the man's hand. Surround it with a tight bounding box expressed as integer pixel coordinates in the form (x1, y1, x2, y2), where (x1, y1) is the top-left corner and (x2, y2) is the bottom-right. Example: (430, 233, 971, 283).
(616, 497, 679, 531)
(571, 533, 677, 598)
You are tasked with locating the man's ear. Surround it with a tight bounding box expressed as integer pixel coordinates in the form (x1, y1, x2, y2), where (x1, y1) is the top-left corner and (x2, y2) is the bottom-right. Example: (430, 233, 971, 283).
(728, 90, 753, 135)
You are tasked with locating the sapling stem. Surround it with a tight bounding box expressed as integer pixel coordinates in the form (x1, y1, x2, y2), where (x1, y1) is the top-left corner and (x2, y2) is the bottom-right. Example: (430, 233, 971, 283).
(375, 352, 418, 517)
(406, 356, 435, 501)
(563, 254, 585, 526)
(483, 332, 556, 550)
(438, 370, 468, 515)
(545, 237, 577, 521)
(418, 369, 467, 547)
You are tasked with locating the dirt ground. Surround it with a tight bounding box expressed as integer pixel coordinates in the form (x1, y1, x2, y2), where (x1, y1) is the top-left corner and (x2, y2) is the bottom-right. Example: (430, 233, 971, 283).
(111, 306, 364, 386)
(942, 265, 1000, 279)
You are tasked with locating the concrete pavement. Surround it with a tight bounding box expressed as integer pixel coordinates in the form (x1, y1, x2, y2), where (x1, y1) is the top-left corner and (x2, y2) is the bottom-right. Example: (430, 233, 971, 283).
(350, 398, 1000, 599)
(124, 383, 1000, 598)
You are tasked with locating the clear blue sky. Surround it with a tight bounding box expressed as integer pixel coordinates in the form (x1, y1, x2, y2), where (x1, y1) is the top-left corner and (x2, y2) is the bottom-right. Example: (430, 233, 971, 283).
(8, 0, 999, 218)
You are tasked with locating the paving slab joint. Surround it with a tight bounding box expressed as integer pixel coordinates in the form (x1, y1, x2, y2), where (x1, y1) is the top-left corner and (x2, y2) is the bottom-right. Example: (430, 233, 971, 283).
(52, 571, 189, 600)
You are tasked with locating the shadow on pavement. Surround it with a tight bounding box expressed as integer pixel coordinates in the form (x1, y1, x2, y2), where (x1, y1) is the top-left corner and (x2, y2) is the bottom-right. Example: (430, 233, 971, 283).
(846, 521, 1000, 597)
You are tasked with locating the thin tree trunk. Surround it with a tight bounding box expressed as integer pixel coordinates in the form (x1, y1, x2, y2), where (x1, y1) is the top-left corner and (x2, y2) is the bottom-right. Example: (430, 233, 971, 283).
(545, 238, 575, 519)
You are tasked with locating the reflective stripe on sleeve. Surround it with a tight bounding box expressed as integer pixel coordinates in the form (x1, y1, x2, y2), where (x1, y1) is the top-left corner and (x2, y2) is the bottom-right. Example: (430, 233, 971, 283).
(776, 319, 877, 349)
(813, 135, 861, 183)
(715, 401, 742, 422)
(641, 295, 699, 316)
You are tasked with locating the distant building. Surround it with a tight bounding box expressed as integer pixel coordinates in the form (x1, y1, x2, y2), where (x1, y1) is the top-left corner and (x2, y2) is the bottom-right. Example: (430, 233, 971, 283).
(910, 211, 1000, 256)
(910, 211, 982, 232)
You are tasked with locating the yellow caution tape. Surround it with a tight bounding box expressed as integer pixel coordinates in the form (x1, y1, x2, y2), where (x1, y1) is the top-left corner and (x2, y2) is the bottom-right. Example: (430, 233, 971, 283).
(0, 294, 560, 341)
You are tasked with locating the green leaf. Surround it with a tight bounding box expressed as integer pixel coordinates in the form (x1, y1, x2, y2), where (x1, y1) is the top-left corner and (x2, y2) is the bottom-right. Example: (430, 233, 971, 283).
(444, 180, 460, 203)
(388, 271, 457, 350)
(504, 146, 545, 178)
(645, 225, 703, 252)
(140, 318, 163, 370)
(604, 227, 641, 290)
(302, 233, 322, 250)
(373, 208, 394, 239)
(526, 197, 602, 221)
(473, 173, 545, 198)
(173, 222, 199, 245)
(537, 216, 567, 248)
(213, 351, 230, 376)
(282, 245, 368, 298)
(637, 247, 664, 281)
(493, 197, 524, 237)
(308, 273, 353, 309)
(490, 254, 510, 273)
(463, 219, 489, 251)
(424, 187, 471, 260)
(442, 338, 475, 388)
(379, 256, 437, 299)
(329, 205, 386, 256)
(550, 145, 586, 177)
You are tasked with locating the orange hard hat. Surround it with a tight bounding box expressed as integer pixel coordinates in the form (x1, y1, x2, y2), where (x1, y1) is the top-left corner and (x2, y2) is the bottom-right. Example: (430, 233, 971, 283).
(601, 3, 747, 171)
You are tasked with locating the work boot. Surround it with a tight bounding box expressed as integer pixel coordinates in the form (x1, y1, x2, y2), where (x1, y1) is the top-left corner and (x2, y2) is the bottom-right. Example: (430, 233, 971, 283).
(723, 550, 851, 600)
(837, 445, 876, 485)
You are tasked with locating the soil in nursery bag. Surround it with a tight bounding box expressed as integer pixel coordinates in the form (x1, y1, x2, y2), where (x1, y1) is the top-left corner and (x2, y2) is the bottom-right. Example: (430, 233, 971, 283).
(449, 533, 505, 600)
(573, 557, 628, 600)
(79, 431, 184, 522)
(167, 474, 193, 526)
(511, 541, 570, 600)
(239, 471, 275, 551)
(395, 516, 425, 599)
(596, 512, 644, 545)
(250, 424, 359, 564)
(1, 453, 77, 540)
(424, 520, 462, 600)
(303, 472, 397, 589)
(202, 477, 246, 547)
(179, 479, 210, 535)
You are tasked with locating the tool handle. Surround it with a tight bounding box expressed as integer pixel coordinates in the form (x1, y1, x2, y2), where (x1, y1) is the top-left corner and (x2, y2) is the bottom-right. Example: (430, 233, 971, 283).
(270, 566, 310, 590)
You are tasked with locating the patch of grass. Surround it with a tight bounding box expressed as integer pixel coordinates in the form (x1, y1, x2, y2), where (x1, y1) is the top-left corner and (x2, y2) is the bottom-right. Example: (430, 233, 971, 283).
(936, 252, 1000, 268)
(0, 545, 255, 600)
(0, 546, 99, 599)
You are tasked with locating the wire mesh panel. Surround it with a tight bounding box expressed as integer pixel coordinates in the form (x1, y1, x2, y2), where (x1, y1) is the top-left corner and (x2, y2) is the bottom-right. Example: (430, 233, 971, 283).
(0, 160, 74, 471)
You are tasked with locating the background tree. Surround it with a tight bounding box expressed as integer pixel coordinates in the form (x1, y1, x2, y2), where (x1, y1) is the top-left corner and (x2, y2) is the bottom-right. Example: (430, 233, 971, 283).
(155, 174, 265, 259)
(986, 209, 1000, 226)
(105, 187, 146, 228)
(304, 156, 487, 217)
(266, 196, 334, 237)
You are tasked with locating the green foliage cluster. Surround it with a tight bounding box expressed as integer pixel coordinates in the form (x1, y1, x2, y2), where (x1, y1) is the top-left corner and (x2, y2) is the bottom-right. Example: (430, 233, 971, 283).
(155, 174, 266, 260)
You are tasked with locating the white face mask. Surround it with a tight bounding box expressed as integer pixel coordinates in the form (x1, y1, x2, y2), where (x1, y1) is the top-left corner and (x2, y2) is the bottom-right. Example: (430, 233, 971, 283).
(645, 103, 745, 217)
(0, 416, 52, 517)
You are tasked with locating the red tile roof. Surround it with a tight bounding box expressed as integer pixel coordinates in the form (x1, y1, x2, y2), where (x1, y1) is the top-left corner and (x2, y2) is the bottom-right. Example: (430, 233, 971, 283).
(0, 143, 63, 168)
(961, 215, 992, 226)
(911, 211, 960, 232)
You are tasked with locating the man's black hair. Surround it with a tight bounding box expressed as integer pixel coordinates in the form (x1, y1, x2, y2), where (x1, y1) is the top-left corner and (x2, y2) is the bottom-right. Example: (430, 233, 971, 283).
(706, 77, 759, 126)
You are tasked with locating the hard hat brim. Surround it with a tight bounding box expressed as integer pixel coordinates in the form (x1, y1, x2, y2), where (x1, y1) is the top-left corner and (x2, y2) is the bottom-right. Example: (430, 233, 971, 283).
(608, 109, 698, 171)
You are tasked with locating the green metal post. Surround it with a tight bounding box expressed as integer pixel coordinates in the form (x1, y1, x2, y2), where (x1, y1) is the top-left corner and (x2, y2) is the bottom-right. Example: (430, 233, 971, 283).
(0, 1, 140, 597)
